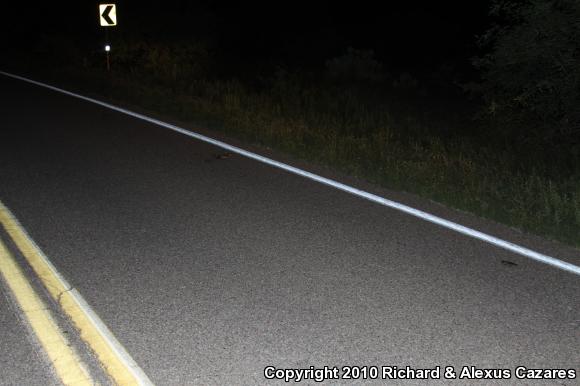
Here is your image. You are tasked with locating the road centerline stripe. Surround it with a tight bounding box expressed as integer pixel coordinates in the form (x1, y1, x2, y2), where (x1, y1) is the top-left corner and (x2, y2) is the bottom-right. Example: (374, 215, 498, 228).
(0, 70, 578, 278)
(0, 237, 94, 386)
(0, 201, 154, 386)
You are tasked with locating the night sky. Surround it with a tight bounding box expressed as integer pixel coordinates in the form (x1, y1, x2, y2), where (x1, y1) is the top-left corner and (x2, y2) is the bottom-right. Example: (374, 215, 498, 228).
(5, 1, 492, 79)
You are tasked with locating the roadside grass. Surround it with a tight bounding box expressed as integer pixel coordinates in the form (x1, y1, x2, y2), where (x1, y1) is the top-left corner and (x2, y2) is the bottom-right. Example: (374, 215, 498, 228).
(13, 64, 580, 248)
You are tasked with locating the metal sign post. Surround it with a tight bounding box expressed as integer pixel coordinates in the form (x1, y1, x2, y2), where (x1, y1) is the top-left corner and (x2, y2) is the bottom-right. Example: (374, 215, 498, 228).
(105, 44, 111, 71)
(99, 4, 117, 71)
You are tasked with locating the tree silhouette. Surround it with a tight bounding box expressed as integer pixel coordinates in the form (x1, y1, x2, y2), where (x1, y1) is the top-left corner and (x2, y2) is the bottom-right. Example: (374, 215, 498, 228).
(475, 0, 580, 150)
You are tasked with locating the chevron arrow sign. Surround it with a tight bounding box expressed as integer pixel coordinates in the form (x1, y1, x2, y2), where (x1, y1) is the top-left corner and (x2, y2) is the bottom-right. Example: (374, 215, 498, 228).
(99, 4, 117, 26)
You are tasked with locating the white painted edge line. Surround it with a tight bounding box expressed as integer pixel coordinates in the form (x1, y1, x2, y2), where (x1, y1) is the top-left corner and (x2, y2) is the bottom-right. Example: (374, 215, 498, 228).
(0, 201, 154, 386)
(2, 70, 579, 277)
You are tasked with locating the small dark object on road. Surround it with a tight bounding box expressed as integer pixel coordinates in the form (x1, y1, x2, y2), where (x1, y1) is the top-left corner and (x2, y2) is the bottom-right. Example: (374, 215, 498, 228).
(501, 260, 518, 267)
(215, 152, 233, 160)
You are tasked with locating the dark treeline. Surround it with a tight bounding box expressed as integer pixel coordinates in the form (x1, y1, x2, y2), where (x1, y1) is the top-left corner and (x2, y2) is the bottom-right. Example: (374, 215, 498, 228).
(4, 1, 489, 79)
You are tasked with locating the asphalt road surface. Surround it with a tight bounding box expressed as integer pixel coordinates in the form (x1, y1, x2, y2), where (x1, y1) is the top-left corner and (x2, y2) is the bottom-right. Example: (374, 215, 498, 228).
(0, 73, 578, 385)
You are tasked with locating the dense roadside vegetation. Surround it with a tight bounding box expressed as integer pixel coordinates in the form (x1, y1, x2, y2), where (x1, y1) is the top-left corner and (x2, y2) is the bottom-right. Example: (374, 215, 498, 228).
(2, 0, 579, 246)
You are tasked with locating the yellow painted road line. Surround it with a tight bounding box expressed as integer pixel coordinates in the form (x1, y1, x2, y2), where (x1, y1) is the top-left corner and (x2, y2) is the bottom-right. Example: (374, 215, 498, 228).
(0, 201, 153, 386)
(0, 238, 94, 385)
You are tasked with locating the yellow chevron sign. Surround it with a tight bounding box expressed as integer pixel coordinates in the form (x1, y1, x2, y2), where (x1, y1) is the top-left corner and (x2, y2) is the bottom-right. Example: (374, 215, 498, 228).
(99, 4, 117, 26)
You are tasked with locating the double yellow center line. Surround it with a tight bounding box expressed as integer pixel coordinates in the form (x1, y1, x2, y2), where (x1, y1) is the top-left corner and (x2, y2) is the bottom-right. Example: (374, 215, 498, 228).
(0, 201, 153, 385)
(0, 237, 93, 385)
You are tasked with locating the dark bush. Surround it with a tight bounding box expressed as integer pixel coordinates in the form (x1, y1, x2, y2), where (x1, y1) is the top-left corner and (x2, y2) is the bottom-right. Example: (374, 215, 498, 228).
(111, 38, 213, 86)
(325, 47, 386, 84)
